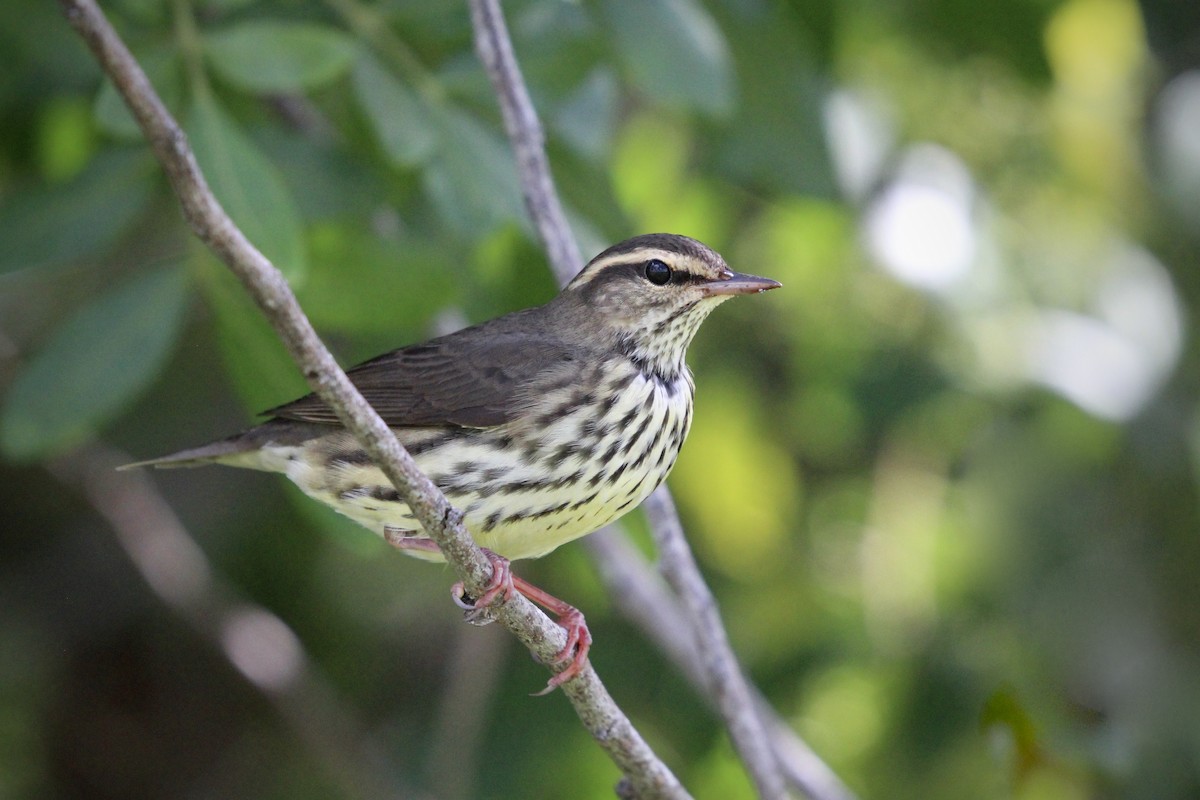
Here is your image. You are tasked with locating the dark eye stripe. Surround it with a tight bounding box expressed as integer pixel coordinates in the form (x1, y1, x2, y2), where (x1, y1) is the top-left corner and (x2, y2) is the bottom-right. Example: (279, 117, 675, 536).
(670, 270, 708, 286)
(577, 257, 713, 296)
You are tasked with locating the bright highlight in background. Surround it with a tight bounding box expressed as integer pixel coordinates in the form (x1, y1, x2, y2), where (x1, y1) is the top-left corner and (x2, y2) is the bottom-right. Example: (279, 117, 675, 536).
(1026, 244, 1183, 421)
(221, 607, 304, 691)
(833, 117, 1183, 422)
(864, 145, 977, 291)
(1153, 69, 1200, 223)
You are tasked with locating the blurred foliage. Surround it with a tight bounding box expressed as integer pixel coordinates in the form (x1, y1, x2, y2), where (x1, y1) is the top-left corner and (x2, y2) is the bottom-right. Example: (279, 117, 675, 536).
(2, 0, 1199, 798)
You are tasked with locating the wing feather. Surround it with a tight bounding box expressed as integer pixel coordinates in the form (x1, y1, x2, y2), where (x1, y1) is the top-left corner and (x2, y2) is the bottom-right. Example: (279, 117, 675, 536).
(265, 320, 579, 429)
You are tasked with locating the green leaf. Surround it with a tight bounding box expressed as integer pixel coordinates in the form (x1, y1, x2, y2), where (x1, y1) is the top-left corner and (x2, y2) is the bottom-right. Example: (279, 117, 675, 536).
(352, 53, 436, 167)
(597, 0, 734, 116)
(196, 0, 258, 14)
(111, 0, 169, 24)
(196, 255, 308, 412)
(187, 91, 307, 282)
(552, 68, 618, 161)
(422, 104, 526, 237)
(1, 266, 188, 461)
(297, 224, 459, 336)
(256, 126, 386, 221)
(94, 48, 182, 140)
(704, 3, 836, 196)
(981, 686, 1045, 779)
(205, 21, 357, 93)
(0, 148, 155, 276)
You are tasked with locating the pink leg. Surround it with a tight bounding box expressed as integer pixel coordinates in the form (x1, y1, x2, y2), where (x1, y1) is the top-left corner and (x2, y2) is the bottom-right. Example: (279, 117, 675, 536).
(383, 529, 441, 553)
(450, 548, 516, 614)
(383, 534, 515, 611)
(385, 533, 590, 693)
(512, 574, 592, 694)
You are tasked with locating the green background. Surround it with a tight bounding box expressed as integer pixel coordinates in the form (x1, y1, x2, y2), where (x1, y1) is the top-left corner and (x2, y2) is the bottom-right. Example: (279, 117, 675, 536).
(2, 0, 1199, 797)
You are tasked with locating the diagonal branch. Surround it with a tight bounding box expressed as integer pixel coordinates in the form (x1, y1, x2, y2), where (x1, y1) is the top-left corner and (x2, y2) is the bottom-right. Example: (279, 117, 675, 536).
(644, 489, 787, 800)
(467, 1, 846, 798)
(587, 530, 857, 800)
(59, 0, 687, 796)
(468, 0, 580, 285)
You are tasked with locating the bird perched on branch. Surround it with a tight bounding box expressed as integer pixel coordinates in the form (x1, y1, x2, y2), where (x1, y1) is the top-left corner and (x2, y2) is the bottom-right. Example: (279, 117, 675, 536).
(127, 233, 780, 691)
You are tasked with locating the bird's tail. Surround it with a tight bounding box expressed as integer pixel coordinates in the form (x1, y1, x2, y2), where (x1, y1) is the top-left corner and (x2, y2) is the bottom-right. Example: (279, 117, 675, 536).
(118, 420, 322, 471)
(118, 436, 261, 470)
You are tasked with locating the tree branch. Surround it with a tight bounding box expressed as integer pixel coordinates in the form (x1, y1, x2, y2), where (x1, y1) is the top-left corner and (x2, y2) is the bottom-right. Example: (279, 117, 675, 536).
(644, 490, 786, 800)
(467, 1, 797, 797)
(468, 0, 580, 285)
(586, 530, 858, 800)
(60, 1, 687, 796)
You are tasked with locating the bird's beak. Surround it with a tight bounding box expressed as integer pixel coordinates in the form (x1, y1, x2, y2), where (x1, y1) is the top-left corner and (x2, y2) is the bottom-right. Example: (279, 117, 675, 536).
(701, 269, 783, 297)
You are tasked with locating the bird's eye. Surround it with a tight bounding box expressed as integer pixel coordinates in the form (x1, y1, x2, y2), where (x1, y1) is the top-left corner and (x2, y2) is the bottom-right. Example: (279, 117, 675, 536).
(644, 259, 672, 286)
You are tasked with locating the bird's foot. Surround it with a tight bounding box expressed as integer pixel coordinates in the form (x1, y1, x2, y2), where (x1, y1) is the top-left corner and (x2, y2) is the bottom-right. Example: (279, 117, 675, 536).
(383, 529, 440, 552)
(532, 606, 591, 695)
(513, 575, 592, 694)
(451, 548, 515, 625)
(387, 534, 590, 692)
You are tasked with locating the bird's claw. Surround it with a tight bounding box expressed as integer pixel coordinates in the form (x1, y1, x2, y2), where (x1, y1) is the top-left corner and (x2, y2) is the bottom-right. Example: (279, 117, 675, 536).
(451, 548, 515, 625)
(449, 548, 593, 693)
(532, 607, 592, 695)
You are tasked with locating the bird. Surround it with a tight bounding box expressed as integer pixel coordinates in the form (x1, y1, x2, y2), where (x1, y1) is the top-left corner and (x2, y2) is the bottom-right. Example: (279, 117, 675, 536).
(127, 233, 780, 691)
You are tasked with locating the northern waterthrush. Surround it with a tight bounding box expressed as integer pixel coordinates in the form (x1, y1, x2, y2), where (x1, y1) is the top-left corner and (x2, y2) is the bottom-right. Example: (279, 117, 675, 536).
(128, 233, 780, 689)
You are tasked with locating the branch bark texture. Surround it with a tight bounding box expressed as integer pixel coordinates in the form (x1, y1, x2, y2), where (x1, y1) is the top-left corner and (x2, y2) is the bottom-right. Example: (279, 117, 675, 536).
(60, 0, 686, 796)
(588, 530, 858, 800)
(645, 489, 788, 799)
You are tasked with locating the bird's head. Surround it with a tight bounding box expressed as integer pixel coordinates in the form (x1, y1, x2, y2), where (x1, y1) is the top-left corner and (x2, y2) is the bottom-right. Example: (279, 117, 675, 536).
(557, 233, 780, 379)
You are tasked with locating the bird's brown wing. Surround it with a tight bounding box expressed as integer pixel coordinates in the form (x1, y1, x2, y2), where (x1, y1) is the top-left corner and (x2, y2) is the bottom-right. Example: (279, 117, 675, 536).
(264, 322, 578, 429)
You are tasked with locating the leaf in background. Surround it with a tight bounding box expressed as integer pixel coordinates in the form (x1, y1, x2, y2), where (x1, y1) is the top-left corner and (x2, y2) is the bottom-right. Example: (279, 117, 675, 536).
(256, 125, 387, 222)
(187, 91, 307, 283)
(422, 104, 526, 237)
(981, 686, 1045, 779)
(0, 266, 188, 460)
(204, 21, 357, 93)
(0, 148, 155, 276)
(509, 0, 602, 99)
(596, 0, 734, 117)
(703, 2, 835, 197)
(298, 224, 458, 336)
(195, 0, 258, 14)
(110, 0, 170, 24)
(94, 47, 182, 140)
(352, 52, 436, 167)
(196, 255, 308, 412)
(670, 374, 799, 577)
(37, 96, 96, 181)
(551, 68, 618, 161)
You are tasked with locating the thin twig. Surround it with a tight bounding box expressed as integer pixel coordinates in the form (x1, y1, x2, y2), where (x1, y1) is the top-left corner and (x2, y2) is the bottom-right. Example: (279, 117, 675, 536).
(467, 1, 796, 797)
(468, 0, 580, 285)
(587, 530, 858, 800)
(59, 1, 687, 796)
(644, 489, 788, 798)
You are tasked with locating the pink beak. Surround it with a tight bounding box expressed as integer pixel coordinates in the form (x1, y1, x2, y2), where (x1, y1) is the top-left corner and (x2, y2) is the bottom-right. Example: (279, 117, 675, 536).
(701, 269, 782, 297)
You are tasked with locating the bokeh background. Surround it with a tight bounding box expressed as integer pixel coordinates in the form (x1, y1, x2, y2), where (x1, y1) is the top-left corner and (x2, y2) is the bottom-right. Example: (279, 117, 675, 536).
(2, 0, 1199, 797)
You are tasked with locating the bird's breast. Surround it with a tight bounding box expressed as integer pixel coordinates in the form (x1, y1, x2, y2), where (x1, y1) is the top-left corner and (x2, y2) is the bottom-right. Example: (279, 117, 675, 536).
(277, 362, 695, 561)
(455, 361, 694, 558)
